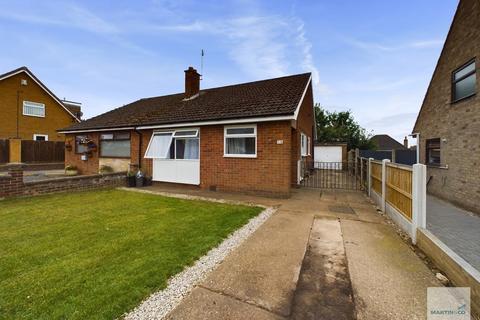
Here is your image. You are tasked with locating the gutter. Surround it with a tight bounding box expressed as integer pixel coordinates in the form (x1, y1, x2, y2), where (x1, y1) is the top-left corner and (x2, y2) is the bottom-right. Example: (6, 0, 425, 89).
(58, 115, 296, 134)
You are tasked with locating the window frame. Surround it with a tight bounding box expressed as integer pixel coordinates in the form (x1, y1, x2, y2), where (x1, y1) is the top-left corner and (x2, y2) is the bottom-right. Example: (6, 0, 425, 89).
(307, 136, 311, 156)
(23, 101, 45, 118)
(144, 128, 200, 160)
(425, 138, 441, 166)
(300, 132, 308, 156)
(99, 132, 131, 159)
(33, 134, 48, 141)
(75, 135, 89, 154)
(224, 124, 257, 158)
(452, 59, 476, 103)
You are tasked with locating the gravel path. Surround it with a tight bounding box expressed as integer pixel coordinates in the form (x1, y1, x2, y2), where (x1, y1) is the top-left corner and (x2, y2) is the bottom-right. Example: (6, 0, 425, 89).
(122, 189, 276, 320)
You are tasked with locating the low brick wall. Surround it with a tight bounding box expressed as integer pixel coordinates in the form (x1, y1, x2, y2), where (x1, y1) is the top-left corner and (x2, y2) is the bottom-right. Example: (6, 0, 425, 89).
(0, 163, 126, 199)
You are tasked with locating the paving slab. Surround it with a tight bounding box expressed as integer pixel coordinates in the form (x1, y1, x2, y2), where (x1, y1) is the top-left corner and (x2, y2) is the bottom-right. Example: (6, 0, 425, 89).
(427, 195, 480, 271)
(198, 209, 313, 317)
(166, 286, 284, 320)
(342, 219, 441, 320)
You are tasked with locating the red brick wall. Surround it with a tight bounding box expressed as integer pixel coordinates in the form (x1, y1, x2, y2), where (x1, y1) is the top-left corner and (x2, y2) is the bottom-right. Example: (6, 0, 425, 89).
(63, 110, 315, 197)
(65, 133, 100, 175)
(200, 121, 292, 196)
(0, 164, 125, 199)
(291, 83, 315, 185)
(65, 131, 147, 176)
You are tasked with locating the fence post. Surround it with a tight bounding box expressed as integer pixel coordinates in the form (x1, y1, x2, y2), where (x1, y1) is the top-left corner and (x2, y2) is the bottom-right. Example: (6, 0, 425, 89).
(8, 138, 22, 163)
(411, 164, 427, 244)
(360, 157, 364, 190)
(297, 159, 302, 185)
(367, 158, 373, 197)
(381, 159, 390, 212)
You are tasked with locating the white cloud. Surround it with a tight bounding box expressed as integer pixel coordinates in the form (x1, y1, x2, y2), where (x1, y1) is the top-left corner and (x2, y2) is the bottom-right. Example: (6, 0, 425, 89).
(0, 1, 153, 55)
(141, 15, 326, 95)
(344, 37, 443, 52)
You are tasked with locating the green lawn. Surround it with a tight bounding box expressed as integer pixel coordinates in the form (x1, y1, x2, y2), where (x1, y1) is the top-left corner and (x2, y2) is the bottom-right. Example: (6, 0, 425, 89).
(0, 189, 262, 320)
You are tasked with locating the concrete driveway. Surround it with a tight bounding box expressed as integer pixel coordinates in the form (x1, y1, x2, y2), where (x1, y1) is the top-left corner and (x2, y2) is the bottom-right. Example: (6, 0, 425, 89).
(140, 185, 441, 320)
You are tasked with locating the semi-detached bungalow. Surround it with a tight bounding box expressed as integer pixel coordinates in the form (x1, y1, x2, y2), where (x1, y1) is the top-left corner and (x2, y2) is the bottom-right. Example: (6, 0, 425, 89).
(59, 67, 315, 196)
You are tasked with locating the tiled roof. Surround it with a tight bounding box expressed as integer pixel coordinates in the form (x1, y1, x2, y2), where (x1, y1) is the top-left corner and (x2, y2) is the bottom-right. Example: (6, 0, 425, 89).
(61, 72, 311, 131)
(370, 134, 406, 150)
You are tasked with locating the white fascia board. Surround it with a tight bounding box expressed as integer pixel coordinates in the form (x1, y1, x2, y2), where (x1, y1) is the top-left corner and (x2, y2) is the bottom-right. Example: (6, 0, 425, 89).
(58, 127, 135, 134)
(136, 115, 294, 130)
(293, 74, 312, 120)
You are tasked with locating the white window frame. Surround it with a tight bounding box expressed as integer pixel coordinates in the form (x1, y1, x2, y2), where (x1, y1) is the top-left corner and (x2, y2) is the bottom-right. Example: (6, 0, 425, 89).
(144, 131, 174, 159)
(23, 101, 45, 118)
(33, 134, 48, 141)
(307, 136, 311, 156)
(301, 132, 308, 156)
(144, 128, 200, 160)
(224, 124, 257, 158)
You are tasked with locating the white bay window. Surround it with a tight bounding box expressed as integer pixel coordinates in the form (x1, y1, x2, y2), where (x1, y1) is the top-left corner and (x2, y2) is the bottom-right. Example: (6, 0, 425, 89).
(145, 129, 199, 160)
(145, 128, 200, 185)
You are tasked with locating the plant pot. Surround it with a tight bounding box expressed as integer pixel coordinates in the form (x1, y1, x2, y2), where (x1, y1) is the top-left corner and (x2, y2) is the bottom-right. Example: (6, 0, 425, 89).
(144, 176, 152, 186)
(65, 169, 78, 176)
(127, 176, 136, 187)
(135, 176, 144, 187)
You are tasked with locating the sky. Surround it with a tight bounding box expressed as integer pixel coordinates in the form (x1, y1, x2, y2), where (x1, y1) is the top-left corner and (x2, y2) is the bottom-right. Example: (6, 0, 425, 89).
(0, 0, 459, 144)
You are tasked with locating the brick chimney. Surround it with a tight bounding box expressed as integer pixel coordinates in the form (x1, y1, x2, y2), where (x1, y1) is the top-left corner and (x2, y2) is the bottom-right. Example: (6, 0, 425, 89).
(403, 136, 408, 148)
(184, 66, 200, 99)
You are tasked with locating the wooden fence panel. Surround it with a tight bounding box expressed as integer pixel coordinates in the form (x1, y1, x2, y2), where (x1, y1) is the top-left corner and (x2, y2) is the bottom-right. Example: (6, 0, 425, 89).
(21, 140, 65, 163)
(0, 139, 9, 163)
(371, 161, 382, 194)
(386, 164, 412, 220)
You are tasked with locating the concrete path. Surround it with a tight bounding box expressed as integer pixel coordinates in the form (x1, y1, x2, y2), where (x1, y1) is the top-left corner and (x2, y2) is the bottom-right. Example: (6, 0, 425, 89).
(427, 195, 480, 271)
(142, 185, 441, 319)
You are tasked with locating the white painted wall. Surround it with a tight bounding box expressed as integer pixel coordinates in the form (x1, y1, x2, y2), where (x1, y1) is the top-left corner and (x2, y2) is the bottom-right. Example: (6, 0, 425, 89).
(153, 159, 200, 185)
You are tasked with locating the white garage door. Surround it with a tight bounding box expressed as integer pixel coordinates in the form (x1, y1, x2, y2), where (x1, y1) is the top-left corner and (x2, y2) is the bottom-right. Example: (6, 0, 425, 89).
(314, 146, 343, 169)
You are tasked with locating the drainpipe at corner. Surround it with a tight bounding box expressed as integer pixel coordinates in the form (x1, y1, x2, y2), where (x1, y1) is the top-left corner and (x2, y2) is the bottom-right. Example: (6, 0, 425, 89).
(134, 128, 142, 170)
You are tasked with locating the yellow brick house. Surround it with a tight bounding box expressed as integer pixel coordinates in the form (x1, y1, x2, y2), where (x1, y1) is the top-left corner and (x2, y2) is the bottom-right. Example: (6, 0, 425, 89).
(0, 66, 81, 142)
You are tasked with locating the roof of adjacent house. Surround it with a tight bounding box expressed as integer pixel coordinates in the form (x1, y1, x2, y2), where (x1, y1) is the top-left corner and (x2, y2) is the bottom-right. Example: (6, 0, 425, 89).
(0, 66, 81, 122)
(60, 72, 312, 132)
(370, 134, 406, 150)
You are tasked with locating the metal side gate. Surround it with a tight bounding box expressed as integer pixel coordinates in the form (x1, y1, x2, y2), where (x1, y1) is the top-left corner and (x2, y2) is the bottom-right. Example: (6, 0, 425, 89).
(299, 160, 363, 190)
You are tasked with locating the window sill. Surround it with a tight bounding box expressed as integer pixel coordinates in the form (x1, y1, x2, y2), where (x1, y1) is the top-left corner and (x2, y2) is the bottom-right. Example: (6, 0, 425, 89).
(427, 164, 448, 170)
(223, 154, 257, 159)
(451, 93, 476, 104)
(23, 114, 45, 118)
(99, 156, 131, 159)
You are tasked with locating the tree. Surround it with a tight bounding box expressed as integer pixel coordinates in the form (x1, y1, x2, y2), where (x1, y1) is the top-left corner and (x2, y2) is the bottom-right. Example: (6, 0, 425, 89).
(314, 103, 375, 150)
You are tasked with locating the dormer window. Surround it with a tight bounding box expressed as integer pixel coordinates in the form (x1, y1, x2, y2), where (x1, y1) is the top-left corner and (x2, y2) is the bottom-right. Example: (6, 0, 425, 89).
(452, 60, 476, 102)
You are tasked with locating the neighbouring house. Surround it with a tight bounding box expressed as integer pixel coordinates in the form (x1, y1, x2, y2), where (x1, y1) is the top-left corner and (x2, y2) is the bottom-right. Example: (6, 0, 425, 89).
(413, 0, 479, 214)
(360, 134, 416, 165)
(59, 67, 315, 196)
(0, 66, 81, 141)
(370, 134, 408, 151)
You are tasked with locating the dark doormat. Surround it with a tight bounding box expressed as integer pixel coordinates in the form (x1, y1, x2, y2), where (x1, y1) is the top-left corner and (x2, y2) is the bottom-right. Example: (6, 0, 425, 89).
(328, 205, 356, 215)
